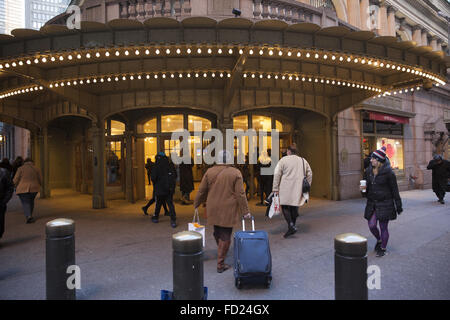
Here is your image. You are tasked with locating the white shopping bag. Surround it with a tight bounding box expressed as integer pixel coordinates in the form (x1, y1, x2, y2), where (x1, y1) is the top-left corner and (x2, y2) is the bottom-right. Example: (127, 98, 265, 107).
(188, 209, 205, 247)
(268, 194, 281, 219)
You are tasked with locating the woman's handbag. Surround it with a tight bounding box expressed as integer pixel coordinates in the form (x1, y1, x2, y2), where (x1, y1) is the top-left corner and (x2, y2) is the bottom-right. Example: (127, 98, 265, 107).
(268, 193, 281, 219)
(188, 209, 206, 247)
(302, 158, 311, 193)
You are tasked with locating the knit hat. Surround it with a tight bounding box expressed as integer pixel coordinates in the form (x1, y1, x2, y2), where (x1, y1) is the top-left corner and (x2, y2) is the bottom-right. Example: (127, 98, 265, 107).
(371, 148, 387, 162)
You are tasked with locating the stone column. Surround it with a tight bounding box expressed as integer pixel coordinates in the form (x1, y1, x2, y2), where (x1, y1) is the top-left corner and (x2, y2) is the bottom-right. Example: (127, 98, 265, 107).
(387, 6, 396, 37)
(377, 2, 388, 36)
(347, 0, 361, 29)
(39, 126, 50, 199)
(91, 123, 106, 209)
(80, 137, 88, 194)
(124, 130, 135, 203)
(422, 29, 429, 46)
(360, 0, 370, 31)
(430, 36, 438, 51)
(330, 116, 339, 201)
(412, 25, 422, 46)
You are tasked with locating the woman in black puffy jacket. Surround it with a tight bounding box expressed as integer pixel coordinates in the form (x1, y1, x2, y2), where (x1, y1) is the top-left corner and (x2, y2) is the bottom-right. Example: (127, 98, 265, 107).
(361, 148, 403, 257)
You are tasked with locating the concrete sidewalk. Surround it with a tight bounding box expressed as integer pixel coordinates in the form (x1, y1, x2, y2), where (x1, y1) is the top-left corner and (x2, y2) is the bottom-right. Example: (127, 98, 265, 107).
(0, 189, 449, 300)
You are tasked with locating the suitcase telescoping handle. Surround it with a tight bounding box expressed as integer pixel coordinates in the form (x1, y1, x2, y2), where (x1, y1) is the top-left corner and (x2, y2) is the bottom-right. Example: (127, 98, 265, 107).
(242, 215, 255, 231)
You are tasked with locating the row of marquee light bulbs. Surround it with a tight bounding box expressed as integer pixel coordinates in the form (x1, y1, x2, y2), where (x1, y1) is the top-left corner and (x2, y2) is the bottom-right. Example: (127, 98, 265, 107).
(0, 46, 446, 99)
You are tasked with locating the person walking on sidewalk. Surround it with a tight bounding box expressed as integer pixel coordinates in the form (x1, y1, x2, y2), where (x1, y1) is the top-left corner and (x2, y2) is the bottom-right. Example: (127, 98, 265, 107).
(13, 158, 42, 224)
(194, 150, 251, 273)
(426, 155, 450, 204)
(272, 144, 312, 238)
(142, 154, 169, 216)
(179, 157, 194, 205)
(150, 152, 177, 228)
(0, 167, 14, 239)
(361, 148, 403, 257)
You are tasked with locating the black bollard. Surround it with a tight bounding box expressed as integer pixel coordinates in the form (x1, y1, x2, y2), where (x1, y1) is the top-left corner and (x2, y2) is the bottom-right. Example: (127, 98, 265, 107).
(334, 233, 368, 300)
(172, 231, 204, 300)
(46, 218, 76, 300)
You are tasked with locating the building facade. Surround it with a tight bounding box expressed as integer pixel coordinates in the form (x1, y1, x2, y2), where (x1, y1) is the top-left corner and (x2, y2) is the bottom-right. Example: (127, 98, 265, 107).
(0, 0, 25, 35)
(0, 0, 448, 208)
(25, 0, 71, 30)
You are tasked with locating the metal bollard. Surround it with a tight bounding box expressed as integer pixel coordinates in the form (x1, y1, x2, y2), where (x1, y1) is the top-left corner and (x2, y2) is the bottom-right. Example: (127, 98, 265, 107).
(172, 231, 204, 300)
(334, 233, 368, 300)
(46, 218, 76, 300)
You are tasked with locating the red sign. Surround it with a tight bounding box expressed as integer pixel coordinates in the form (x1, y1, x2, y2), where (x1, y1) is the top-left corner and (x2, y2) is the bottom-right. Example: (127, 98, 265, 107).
(369, 112, 409, 124)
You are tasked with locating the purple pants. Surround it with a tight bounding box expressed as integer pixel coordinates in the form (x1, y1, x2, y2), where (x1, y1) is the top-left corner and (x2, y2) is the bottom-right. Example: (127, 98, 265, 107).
(368, 212, 389, 249)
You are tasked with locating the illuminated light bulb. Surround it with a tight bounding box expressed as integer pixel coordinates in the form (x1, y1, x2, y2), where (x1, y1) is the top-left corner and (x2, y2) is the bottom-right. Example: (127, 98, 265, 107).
(323, 54, 328, 60)
(55, 83, 59, 87)
(187, 73, 191, 78)
(239, 49, 243, 55)
(122, 76, 126, 81)
(397, 66, 401, 71)
(162, 74, 166, 79)
(86, 53, 91, 59)
(208, 48, 212, 54)
(392, 65, 396, 70)
(166, 49, 171, 54)
(320, 79, 324, 83)
(60, 56, 65, 61)
(211, 73, 215, 78)
(306, 53, 311, 58)
(268, 75, 271, 79)
(34, 59, 39, 64)
(96, 52, 101, 58)
(26, 60, 31, 65)
(386, 64, 390, 68)
(278, 51, 283, 56)
(326, 80, 330, 84)
(274, 75, 279, 79)
(77, 54, 82, 59)
(86, 79, 90, 84)
(12, 62, 17, 67)
(361, 59, 366, 64)
(380, 62, 384, 67)
(251, 74, 255, 79)
(259, 49, 264, 55)
(203, 73, 207, 78)
(315, 78, 318, 83)
(50, 84, 53, 88)
(288, 51, 292, 56)
(105, 52, 110, 57)
(260, 74, 264, 79)
(176, 48, 181, 54)
(332, 55, 336, 61)
(402, 67, 406, 71)
(195, 73, 199, 78)
(100, 78, 105, 82)
(135, 50, 140, 55)
(228, 49, 233, 54)
(170, 74, 175, 78)
(249, 49, 254, 55)
(281, 75, 286, 80)
(42, 57, 47, 63)
(197, 48, 202, 54)
(154, 74, 158, 79)
(187, 48, 192, 54)
(130, 75, 134, 80)
(297, 52, 301, 57)
(145, 49, 150, 55)
(309, 78, 312, 82)
(302, 77, 306, 81)
(51, 57, 56, 62)
(93, 78, 97, 83)
(107, 77, 111, 82)
(339, 56, 344, 61)
(137, 75, 142, 80)
(146, 74, 150, 79)
(269, 50, 274, 56)
(347, 57, 351, 62)
(115, 51, 120, 56)
(315, 53, 319, 59)
(155, 49, 160, 55)
(332, 80, 335, 84)
(220, 73, 224, 78)
(288, 76, 293, 81)
(243, 73, 247, 78)
(68, 55, 73, 60)
(218, 48, 222, 54)
(124, 50, 129, 56)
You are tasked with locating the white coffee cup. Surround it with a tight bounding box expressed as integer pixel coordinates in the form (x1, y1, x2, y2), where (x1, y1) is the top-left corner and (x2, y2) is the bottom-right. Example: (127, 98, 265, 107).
(360, 180, 367, 192)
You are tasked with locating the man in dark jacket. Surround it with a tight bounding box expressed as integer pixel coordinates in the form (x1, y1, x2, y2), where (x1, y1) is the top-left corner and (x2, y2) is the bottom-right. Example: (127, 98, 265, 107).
(151, 152, 177, 228)
(0, 167, 14, 239)
(427, 155, 450, 204)
(179, 158, 194, 205)
(362, 148, 402, 257)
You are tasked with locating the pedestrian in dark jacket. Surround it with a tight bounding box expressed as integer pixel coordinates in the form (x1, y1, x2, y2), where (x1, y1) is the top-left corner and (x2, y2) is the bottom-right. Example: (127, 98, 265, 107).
(361, 148, 402, 257)
(142, 155, 169, 216)
(151, 152, 177, 228)
(11, 156, 24, 179)
(426, 155, 450, 204)
(145, 158, 154, 185)
(0, 167, 14, 239)
(0, 158, 13, 175)
(179, 158, 194, 204)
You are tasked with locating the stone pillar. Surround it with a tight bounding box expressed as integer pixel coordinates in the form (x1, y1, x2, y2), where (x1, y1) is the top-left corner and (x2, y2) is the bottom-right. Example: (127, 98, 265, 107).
(39, 126, 50, 199)
(387, 6, 396, 37)
(412, 25, 422, 46)
(360, 0, 370, 31)
(136, 138, 146, 200)
(330, 116, 339, 201)
(347, 0, 361, 29)
(80, 137, 88, 194)
(91, 123, 106, 209)
(377, 3, 388, 36)
(430, 36, 438, 51)
(124, 130, 135, 203)
(422, 29, 429, 46)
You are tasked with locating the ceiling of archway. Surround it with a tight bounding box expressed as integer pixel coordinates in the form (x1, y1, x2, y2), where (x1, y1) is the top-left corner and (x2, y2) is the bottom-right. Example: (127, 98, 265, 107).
(0, 17, 447, 114)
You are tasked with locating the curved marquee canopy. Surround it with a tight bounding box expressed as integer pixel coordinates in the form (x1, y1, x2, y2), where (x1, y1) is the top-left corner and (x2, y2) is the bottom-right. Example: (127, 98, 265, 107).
(0, 17, 446, 106)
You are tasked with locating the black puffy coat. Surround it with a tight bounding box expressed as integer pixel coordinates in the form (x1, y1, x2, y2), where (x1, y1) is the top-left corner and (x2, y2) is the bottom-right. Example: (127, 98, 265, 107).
(0, 168, 14, 206)
(151, 155, 177, 196)
(179, 162, 194, 194)
(363, 162, 402, 222)
(426, 159, 450, 192)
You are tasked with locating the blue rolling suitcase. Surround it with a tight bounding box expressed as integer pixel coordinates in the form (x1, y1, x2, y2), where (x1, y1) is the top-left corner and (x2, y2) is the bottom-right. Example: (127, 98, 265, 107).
(233, 216, 272, 289)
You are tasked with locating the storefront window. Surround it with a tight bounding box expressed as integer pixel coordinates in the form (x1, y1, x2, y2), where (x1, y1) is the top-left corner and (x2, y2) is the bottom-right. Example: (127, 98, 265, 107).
(377, 138, 404, 171)
(188, 115, 212, 131)
(376, 121, 403, 136)
(162, 114, 184, 132)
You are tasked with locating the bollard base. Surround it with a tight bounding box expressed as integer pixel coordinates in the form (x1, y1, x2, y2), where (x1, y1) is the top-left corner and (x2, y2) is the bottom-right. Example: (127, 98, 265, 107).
(161, 287, 208, 300)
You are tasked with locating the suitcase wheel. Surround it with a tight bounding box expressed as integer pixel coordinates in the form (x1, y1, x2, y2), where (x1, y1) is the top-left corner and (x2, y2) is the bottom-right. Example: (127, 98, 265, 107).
(235, 278, 243, 289)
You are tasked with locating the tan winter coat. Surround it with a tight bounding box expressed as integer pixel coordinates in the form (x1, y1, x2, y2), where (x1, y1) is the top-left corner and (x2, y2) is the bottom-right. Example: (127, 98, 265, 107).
(272, 155, 313, 207)
(13, 162, 42, 194)
(194, 165, 249, 228)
